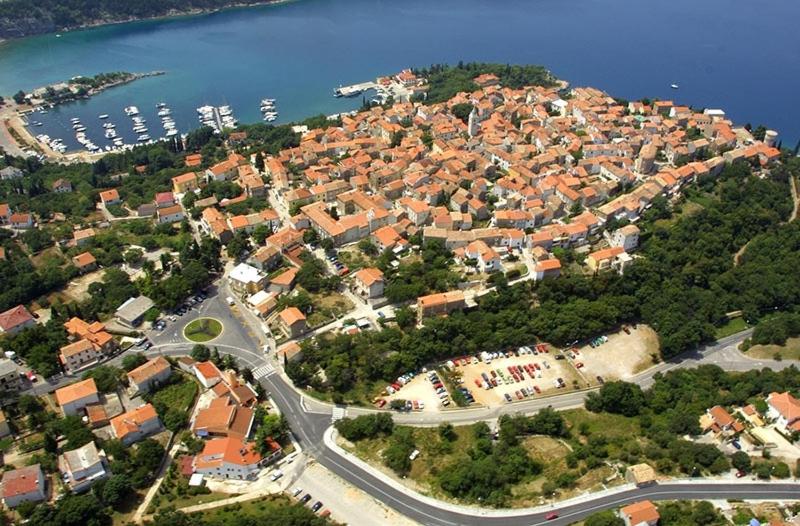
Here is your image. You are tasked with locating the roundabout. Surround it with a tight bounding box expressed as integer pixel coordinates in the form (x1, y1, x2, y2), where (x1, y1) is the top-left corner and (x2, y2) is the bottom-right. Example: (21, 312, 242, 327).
(183, 317, 223, 343)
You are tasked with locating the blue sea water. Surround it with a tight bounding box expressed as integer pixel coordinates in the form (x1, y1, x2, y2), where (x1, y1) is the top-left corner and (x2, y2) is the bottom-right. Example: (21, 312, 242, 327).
(0, 0, 798, 152)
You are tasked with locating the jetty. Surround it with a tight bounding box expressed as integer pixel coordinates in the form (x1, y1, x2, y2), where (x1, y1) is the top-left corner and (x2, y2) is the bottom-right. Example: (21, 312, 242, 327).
(334, 81, 378, 98)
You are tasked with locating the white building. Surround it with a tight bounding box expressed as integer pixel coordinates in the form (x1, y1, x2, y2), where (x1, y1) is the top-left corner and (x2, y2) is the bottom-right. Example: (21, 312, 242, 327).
(58, 442, 109, 493)
(192, 437, 263, 480)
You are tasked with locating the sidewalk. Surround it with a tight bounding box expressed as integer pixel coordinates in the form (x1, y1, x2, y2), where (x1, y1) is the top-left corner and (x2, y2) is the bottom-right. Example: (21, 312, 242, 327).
(132, 442, 181, 523)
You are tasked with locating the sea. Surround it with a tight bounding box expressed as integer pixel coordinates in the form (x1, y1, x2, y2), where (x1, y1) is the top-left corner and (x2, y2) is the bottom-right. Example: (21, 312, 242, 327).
(0, 0, 798, 153)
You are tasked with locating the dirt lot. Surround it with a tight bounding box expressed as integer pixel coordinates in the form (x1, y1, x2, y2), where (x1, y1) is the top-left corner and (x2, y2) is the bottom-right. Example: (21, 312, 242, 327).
(571, 325, 660, 384)
(61, 269, 106, 302)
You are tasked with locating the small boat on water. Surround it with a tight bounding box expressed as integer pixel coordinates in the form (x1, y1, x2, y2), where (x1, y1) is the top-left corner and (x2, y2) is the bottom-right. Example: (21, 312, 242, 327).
(156, 102, 167, 108)
(70, 117, 81, 123)
(103, 123, 115, 129)
(124, 106, 139, 116)
(670, 83, 679, 89)
(165, 129, 178, 137)
(99, 114, 109, 119)
(137, 134, 151, 142)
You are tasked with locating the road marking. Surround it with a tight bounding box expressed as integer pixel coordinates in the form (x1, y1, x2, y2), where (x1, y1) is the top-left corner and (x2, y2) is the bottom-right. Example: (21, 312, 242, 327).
(331, 406, 345, 422)
(252, 363, 275, 379)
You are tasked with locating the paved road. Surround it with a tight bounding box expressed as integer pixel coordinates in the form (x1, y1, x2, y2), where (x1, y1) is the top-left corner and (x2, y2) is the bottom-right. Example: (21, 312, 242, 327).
(27, 280, 799, 524)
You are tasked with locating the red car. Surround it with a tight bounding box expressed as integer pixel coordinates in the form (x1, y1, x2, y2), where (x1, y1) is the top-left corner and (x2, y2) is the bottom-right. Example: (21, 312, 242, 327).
(375, 399, 387, 408)
(545, 512, 559, 520)
(474, 379, 482, 387)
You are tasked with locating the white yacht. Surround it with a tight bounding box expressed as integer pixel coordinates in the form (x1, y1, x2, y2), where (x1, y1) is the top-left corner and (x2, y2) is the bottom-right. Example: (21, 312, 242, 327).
(124, 106, 139, 116)
(99, 114, 109, 119)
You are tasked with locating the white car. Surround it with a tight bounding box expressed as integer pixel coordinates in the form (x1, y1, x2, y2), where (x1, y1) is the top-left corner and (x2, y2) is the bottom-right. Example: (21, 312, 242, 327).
(270, 470, 283, 481)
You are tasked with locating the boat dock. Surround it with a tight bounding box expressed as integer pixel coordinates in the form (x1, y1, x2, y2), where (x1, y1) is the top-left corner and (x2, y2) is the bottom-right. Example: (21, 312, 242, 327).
(334, 81, 379, 97)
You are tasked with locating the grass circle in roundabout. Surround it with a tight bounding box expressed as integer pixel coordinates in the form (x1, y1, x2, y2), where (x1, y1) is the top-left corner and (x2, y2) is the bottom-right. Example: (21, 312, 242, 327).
(183, 317, 223, 343)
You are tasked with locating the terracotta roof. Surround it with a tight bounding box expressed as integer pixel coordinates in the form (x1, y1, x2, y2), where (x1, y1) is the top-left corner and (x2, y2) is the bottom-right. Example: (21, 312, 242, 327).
(1, 465, 42, 499)
(55, 378, 98, 407)
(127, 356, 170, 386)
(59, 339, 94, 358)
(621, 500, 660, 525)
(194, 437, 261, 468)
(72, 252, 96, 268)
(535, 259, 562, 271)
(279, 307, 306, 326)
(270, 267, 298, 287)
(194, 361, 222, 382)
(193, 397, 236, 435)
(0, 304, 34, 332)
(99, 189, 120, 202)
(355, 267, 384, 287)
(768, 392, 800, 424)
(110, 403, 159, 440)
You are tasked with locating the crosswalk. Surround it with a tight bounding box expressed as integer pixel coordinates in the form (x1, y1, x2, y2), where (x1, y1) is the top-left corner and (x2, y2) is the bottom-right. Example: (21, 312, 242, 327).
(252, 363, 275, 379)
(331, 406, 346, 422)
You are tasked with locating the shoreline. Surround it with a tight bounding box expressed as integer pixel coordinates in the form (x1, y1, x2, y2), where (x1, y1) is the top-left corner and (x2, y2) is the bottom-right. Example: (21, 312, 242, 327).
(0, 0, 296, 45)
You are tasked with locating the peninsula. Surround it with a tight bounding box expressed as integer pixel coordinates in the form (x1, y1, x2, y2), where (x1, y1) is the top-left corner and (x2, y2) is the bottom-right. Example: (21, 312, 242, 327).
(0, 0, 284, 40)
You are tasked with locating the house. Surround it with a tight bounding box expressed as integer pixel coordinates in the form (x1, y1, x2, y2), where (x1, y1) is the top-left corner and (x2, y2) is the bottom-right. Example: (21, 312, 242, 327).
(463, 240, 503, 273)
(72, 251, 97, 273)
(59, 339, 103, 374)
(625, 463, 656, 487)
(278, 307, 307, 338)
(0, 304, 36, 335)
(229, 263, 268, 295)
(620, 500, 660, 526)
(74, 227, 96, 247)
(1, 465, 46, 508)
(127, 356, 172, 394)
(277, 341, 303, 363)
(700, 405, 744, 436)
(9, 213, 33, 230)
(99, 189, 121, 207)
(62, 317, 116, 355)
(0, 359, 21, 393)
(609, 224, 640, 252)
(52, 178, 73, 193)
(58, 442, 109, 493)
(417, 291, 466, 321)
(110, 403, 162, 445)
(248, 244, 283, 272)
(586, 246, 630, 273)
(194, 361, 223, 389)
(766, 392, 800, 434)
(353, 267, 385, 299)
(192, 397, 254, 439)
(55, 378, 100, 416)
(115, 296, 155, 328)
(157, 204, 185, 224)
(533, 258, 562, 281)
(155, 191, 176, 208)
(269, 267, 298, 294)
(172, 172, 199, 194)
(192, 436, 264, 480)
(0, 203, 9, 224)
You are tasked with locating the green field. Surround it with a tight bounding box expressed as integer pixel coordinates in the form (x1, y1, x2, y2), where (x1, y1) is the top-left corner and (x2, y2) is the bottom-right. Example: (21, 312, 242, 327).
(183, 317, 223, 342)
(714, 317, 749, 339)
(151, 375, 198, 411)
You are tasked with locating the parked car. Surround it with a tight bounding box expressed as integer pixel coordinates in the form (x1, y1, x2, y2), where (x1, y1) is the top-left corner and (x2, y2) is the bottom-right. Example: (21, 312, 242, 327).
(300, 494, 312, 504)
(504, 393, 512, 402)
(546, 512, 559, 520)
(311, 501, 323, 513)
(292, 487, 303, 497)
(270, 470, 283, 481)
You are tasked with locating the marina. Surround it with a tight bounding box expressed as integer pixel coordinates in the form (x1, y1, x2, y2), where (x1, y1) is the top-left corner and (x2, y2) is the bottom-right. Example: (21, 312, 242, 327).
(334, 81, 378, 98)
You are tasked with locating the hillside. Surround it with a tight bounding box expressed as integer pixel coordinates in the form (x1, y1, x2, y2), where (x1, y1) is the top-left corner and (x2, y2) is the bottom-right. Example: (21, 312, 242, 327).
(0, 0, 276, 40)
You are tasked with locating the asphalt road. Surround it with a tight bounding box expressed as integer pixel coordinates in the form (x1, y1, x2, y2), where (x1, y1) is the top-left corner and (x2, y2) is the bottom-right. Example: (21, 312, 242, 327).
(26, 282, 799, 525)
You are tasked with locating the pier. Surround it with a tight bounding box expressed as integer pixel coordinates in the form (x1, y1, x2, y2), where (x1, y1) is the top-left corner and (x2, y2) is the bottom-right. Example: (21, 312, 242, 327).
(334, 81, 378, 98)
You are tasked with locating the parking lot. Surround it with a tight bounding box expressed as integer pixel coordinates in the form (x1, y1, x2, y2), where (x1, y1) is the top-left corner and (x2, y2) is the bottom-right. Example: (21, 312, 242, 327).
(453, 346, 582, 406)
(379, 327, 661, 411)
(567, 325, 659, 386)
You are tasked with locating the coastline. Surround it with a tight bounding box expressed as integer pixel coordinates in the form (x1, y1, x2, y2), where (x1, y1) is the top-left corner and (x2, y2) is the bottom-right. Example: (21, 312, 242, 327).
(0, 0, 297, 44)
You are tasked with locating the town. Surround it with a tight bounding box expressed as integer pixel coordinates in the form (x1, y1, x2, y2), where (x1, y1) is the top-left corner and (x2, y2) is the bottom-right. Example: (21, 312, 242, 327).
(0, 64, 798, 526)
